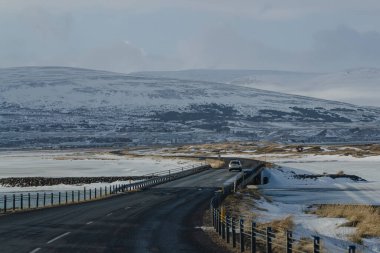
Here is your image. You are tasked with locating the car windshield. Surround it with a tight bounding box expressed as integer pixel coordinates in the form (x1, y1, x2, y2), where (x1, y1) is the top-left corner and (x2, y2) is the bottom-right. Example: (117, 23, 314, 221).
(231, 161, 240, 164)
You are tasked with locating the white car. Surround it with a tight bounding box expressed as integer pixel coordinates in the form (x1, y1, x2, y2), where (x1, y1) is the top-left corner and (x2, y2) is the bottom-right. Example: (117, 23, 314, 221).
(228, 160, 242, 172)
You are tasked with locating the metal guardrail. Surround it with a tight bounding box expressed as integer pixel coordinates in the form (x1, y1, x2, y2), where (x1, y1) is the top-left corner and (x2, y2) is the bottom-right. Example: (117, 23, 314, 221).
(212, 162, 265, 208)
(0, 163, 211, 213)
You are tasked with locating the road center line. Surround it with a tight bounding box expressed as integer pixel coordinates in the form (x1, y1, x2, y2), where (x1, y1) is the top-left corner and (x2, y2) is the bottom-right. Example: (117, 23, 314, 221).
(125, 207, 131, 210)
(106, 213, 113, 216)
(29, 248, 41, 253)
(46, 232, 71, 244)
(86, 221, 94, 225)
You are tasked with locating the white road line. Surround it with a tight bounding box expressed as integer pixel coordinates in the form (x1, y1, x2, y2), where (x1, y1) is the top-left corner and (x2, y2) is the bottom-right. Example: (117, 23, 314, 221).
(86, 221, 94, 225)
(106, 213, 113, 216)
(46, 232, 71, 244)
(125, 207, 131, 210)
(29, 248, 41, 253)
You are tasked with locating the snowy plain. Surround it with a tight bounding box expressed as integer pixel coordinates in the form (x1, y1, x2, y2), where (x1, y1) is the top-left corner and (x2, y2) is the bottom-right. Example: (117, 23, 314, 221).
(256, 155, 380, 252)
(0, 150, 198, 193)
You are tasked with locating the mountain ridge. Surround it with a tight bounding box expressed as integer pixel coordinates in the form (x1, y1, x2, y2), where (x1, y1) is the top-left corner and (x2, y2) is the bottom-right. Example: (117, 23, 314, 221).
(1, 66, 379, 148)
(132, 68, 380, 107)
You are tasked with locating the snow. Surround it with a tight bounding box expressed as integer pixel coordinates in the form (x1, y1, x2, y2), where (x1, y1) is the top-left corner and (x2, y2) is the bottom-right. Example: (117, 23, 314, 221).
(0, 150, 195, 178)
(256, 158, 380, 252)
(255, 195, 378, 252)
(135, 68, 380, 107)
(0, 150, 199, 193)
(1, 67, 380, 148)
(255, 199, 356, 241)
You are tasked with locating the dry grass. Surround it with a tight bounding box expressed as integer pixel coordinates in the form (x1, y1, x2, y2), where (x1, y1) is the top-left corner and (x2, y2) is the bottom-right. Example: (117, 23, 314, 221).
(221, 189, 297, 253)
(260, 215, 295, 232)
(118, 142, 380, 162)
(293, 237, 315, 253)
(222, 190, 260, 221)
(206, 158, 226, 169)
(310, 204, 380, 243)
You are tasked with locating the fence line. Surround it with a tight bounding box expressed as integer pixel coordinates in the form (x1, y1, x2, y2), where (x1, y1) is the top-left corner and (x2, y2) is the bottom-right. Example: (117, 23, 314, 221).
(209, 163, 364, 253)
(0, 163, 210, 213)
(210, 207, 362, 253)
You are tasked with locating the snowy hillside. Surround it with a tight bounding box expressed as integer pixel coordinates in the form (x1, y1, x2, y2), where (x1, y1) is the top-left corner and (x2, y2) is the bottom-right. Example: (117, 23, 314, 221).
(134, 68, 380, 107)
(1, 67, 380, 148)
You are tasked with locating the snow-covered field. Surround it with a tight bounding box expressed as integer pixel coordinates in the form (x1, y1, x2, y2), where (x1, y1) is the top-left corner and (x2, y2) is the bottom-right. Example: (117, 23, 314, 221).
(257, 155, 380, 252)
(0, 150, 197, 193)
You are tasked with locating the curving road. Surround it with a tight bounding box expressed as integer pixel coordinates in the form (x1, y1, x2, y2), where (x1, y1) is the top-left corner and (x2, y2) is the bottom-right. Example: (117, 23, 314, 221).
(0, 166, 259, 253)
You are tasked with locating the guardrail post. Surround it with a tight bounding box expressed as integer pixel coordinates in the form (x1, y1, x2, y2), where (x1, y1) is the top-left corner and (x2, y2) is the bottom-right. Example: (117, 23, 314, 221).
(313, 236, 320, 253)
(226, 215, 230, 243)
(266, 227, 273, 253)
(286, 230, 292, 253)
(222, 214, 226, 239)
(59, 192, 61, 205)
(212, 208, 215, 229)
(28, 193, 31, 209)
(89, 189, 92, 200)
(251, 222, 256, 253)
(214, 209, 218, 231)
(95, 188, 97, 198)
(43, 192, 46, 207)
(348, 245, 356, 253)
(4, 195, 7, 213)
(72, 191, 74, 203)
(100, 187, 102, 197)
(216, 210, 219, 233)
(84, 187, 86, 201)
(65, 191, 68, 204)
(12, 194, 15, 211)
(78, 190, 80, 202)
(50, 193, 53, 206)
(36, 193, 39, 208)
(20, 193, 23, 210)
(218, 211, 222, 236)
(240, 219, 245, 252)
(232, 217, 236, 248)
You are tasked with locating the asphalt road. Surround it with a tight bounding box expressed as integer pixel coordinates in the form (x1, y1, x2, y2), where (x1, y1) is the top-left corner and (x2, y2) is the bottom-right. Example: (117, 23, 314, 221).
(0, 167, 250, 253)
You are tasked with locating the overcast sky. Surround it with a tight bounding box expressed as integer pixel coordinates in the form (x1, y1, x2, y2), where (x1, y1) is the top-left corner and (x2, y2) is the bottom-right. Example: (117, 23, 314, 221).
(1, 0, 380, 74)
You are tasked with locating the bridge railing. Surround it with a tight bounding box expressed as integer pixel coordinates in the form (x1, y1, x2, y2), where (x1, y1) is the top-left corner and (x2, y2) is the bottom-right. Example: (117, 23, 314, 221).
(0, 162, 210, 213)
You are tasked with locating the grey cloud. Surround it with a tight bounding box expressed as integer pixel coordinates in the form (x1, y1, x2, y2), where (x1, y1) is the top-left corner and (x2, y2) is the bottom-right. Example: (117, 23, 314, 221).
(3, 0, 380, 20)
(75, 41, 182, 73)
(178, 26, 292, 70)
(178, 25, 380, 72)
(309, 26, 380, 69)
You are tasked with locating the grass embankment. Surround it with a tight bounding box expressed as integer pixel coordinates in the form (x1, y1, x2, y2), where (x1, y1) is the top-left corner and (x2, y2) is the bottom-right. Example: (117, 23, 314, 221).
(310, 204, 380, 243)
(219, 189, 307, 253)
(123, 142, 380, 159)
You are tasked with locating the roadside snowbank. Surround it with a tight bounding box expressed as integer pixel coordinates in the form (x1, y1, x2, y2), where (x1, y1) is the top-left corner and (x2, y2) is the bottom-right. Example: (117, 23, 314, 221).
(256, 166, 379, 252)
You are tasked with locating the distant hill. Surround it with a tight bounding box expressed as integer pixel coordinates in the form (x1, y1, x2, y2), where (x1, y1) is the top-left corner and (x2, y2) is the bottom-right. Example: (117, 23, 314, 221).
(132, 68, 380, 107)
(1, 67, 379, 148)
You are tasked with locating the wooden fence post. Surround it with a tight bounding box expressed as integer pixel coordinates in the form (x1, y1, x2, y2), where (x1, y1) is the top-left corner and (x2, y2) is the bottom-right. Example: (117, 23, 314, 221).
(251, 222, 256, 253)
(286, 230, 293, 253)
(313, 236, 320, 253)
(240, 219, 245, 252)
(266, 227, 273, 253)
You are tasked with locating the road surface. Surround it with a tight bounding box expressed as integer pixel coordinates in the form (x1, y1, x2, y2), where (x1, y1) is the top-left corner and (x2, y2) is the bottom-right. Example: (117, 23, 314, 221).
(0, 165, 259, 253)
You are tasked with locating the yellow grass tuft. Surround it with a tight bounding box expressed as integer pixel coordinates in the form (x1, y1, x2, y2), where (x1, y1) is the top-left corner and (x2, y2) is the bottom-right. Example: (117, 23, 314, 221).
(311, 204, 380, 243)
(205, 158, 226, 169)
